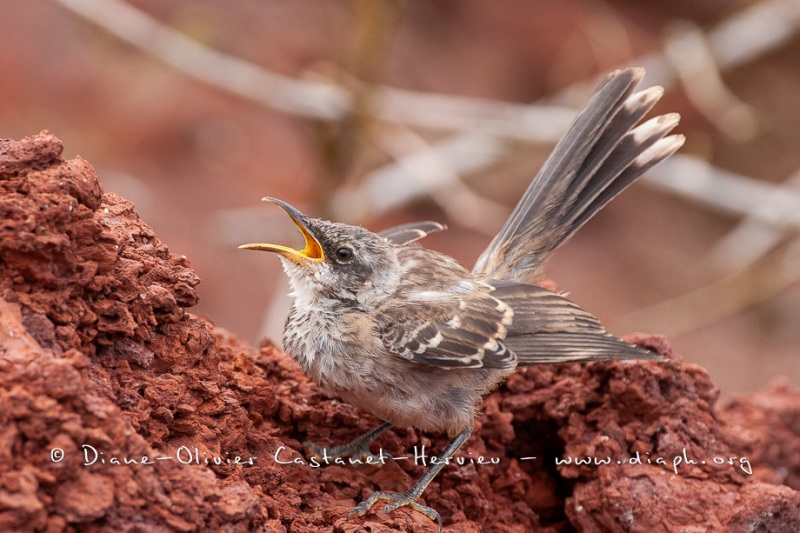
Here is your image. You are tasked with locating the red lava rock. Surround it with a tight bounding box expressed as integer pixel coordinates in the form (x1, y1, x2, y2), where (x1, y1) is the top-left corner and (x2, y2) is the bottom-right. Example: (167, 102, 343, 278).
(1, 131, 799, 531)
(717, 379, 800, 490)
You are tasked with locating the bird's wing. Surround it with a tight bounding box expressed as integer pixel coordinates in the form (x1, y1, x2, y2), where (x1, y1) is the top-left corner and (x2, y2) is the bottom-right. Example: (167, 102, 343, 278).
(489, 281, 661, 363)
(379, 221, 447, 245)
(377, 282, 517, 370)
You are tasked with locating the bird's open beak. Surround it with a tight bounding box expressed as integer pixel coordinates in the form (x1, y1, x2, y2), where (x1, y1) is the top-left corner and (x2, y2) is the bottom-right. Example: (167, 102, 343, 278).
(239, 198, 325, 264)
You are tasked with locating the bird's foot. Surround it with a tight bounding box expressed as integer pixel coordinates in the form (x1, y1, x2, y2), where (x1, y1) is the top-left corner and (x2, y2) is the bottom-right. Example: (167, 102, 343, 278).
(348, 491, 442, 532)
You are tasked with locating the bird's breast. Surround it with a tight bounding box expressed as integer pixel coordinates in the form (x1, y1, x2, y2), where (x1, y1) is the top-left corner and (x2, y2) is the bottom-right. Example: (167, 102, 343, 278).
(282, 303, 382, 386)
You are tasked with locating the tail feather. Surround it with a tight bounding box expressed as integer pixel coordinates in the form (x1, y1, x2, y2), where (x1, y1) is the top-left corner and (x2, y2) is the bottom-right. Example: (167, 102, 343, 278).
(561, 86, 665, 221)
(473, 68, 684, 282)
(567, 114, 683, 232)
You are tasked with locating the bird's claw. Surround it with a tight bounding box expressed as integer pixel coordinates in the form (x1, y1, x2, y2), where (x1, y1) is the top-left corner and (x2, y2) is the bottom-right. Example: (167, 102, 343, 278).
(348, 491, 442, 532)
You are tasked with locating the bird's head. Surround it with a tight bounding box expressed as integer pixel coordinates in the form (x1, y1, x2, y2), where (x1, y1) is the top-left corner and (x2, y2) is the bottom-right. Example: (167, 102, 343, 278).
(240, 198, 400, 303)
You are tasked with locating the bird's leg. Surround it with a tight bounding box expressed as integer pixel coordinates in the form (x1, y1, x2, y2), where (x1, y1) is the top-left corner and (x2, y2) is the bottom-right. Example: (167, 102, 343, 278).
(348, 423, 473, 532)
(304, 421, 393, 463)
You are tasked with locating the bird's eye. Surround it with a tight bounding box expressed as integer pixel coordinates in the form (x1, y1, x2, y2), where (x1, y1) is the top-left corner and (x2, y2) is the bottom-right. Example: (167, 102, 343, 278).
(334, 246, 354, 263)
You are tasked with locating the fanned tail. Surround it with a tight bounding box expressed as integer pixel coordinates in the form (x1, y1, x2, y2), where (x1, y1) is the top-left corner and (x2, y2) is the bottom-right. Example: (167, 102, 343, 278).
(473, 68, 684, 282)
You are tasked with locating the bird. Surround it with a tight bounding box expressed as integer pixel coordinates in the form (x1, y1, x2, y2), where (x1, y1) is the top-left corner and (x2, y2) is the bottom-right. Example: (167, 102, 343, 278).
(240, 67, 684, 530)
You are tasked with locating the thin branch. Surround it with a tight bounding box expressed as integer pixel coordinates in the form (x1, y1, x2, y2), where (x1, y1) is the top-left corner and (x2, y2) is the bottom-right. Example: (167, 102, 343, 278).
(331, 130, 511, 224)
(643, 155, 800, 231)
(600, 0, 800, 93)
(663, 20, 758, 141)
(53, 0, 578, 139)
(708, 169, 800, 272)
(347, 124, 509, 233)
(54, 0, 351, 120)
(369, 87, 578, 141)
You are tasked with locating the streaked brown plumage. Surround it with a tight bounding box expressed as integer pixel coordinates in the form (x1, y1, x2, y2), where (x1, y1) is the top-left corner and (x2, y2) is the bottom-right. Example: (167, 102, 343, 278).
(241, 68, 684, 530)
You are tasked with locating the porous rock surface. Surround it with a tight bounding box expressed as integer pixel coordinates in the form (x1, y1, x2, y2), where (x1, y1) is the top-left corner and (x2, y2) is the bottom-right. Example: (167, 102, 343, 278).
(1, 132, 798, 532)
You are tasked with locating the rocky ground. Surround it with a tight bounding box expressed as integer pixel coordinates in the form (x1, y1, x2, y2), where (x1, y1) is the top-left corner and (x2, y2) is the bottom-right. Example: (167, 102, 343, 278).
(1, 131, 798, 531)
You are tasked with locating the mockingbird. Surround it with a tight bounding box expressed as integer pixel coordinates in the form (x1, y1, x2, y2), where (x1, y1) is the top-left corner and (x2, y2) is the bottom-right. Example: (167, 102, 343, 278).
(241, 67, 684, 530)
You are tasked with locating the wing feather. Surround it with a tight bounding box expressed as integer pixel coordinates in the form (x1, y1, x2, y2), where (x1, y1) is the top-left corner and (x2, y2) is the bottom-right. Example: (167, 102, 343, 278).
(491, 282, 660, 363)
(378, 281, 516, 369)
(378, 251, 658, 370)
(379, 221, 447, 245)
